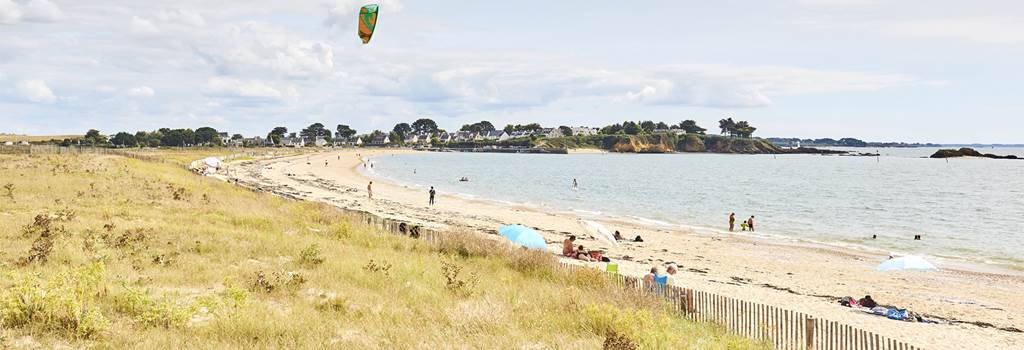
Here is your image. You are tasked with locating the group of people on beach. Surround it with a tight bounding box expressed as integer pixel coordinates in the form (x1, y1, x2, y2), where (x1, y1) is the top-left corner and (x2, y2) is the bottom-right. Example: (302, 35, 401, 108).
(562, 235, 607, 262)
(728, 212, 756, 232)
(643, 264, 679, 288)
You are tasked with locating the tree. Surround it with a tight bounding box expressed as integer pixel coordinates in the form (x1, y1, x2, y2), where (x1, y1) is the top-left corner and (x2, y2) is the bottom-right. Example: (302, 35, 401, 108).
(268, 127, 288, 146)
(231, 134, 243, 140)
(558, 126, 573, 137)
(460, 121, 495, 133)
(336, 124, 356, 139)
(110, 132, 137, 147)
(622, 121, 641, 135)
(599, 123, 623, 135)
(678, 120, 706, 134)
(639, 121, 656, 134)
(655, 121, 669, 130)
(733, 121, 756, 138)
(83, 129, 107, 146)
(718, 118, 736, 137)
(162, 129, 194, 147)
(300, 123, 331, 141)
(412, 118, 439, 134)
(195, 127, 220, 146)
(392, 123, 412, 141)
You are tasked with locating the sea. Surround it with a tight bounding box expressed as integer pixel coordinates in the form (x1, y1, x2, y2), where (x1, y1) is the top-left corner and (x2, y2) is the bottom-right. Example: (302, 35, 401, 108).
(366, 147, 1024, 268)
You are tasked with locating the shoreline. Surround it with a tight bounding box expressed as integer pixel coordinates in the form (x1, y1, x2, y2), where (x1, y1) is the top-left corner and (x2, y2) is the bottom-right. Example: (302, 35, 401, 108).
(230, 149, 1024, 349)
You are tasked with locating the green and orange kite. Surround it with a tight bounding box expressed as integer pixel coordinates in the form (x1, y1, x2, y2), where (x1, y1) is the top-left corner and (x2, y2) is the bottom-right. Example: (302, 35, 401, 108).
(358, 4, 379, 44)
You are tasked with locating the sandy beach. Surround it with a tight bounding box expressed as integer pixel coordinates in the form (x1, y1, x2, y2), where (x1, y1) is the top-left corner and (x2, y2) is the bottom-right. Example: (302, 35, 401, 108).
(229, 149, 1024, 349)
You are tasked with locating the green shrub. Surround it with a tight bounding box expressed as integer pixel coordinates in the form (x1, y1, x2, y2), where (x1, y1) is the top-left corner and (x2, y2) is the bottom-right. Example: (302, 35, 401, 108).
(114, 287, 191, 328)
(0, 262, 109, 338)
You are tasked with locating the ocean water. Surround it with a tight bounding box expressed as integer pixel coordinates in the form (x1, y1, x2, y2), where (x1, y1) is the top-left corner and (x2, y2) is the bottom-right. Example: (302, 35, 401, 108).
(367, 148, 1024, 267)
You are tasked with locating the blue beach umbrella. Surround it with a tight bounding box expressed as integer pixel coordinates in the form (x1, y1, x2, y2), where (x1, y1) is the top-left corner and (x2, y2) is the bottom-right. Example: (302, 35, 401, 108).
(498, 225, 548, 251)
(875, 255, 937, 271)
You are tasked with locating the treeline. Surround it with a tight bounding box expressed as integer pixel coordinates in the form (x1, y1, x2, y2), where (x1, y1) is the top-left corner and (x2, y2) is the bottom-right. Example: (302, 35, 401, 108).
(55, 128, 233, 147)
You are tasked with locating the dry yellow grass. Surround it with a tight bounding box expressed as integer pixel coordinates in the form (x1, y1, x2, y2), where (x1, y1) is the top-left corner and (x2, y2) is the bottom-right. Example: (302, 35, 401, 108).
(0, 135, 81, 143)
(0, 151, 767, 349)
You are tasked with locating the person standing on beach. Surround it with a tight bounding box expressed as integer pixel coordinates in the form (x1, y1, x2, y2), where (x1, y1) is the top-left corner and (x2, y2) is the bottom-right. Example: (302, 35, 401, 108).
(429, 186, 436, 206)
(367, 181, 373, 199)
(747, 216, 755, 232)
(729, 213, 736, 231)
(572, 178, 578, 190)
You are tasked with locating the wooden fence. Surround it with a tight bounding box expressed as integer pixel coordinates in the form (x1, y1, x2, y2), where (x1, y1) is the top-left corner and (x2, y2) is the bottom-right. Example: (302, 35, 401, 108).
(306, 207, 924, 350)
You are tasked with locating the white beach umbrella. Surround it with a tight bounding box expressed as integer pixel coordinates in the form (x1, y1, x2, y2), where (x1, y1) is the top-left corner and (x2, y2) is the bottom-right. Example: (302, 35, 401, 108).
(203, 157, 221, 168)
(580, 220, 619, 247)
(875, 255, 937, 271)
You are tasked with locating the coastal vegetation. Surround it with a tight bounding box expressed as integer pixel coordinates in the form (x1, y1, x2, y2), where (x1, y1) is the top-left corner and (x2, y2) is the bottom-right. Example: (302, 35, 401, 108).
(0, 151, 764, 349)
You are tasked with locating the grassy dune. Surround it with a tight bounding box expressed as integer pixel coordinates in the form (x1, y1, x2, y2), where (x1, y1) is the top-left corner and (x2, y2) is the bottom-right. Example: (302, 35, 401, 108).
(0, 135, 81, 143)
(0, 152, 765, 349)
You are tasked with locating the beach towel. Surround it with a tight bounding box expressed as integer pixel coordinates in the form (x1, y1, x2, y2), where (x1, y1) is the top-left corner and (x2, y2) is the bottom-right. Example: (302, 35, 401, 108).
(886, 309, 909, 321)
(654, 275, 668, 286)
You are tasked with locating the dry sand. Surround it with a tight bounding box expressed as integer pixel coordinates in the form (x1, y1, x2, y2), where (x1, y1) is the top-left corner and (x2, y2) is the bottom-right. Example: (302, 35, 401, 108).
(228, 149, 1023, 349)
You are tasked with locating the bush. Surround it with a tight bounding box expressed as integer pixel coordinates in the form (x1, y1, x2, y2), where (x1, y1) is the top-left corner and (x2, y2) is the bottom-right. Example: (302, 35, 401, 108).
(114, 287, 191, 328)
(0, 262, 109, 339)
(299, 244, 324, 266)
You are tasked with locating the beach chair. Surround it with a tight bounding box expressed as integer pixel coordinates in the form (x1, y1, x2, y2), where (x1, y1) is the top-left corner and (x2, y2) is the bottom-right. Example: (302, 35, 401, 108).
(605, 263, 619, 274)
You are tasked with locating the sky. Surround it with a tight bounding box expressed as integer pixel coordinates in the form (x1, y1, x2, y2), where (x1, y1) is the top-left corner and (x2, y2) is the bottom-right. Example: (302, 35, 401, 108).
(1, 0, 1022, 143)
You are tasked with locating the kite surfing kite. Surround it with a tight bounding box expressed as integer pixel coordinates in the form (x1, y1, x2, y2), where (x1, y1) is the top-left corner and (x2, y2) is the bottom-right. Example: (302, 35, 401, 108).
(358, 4, 379, 44)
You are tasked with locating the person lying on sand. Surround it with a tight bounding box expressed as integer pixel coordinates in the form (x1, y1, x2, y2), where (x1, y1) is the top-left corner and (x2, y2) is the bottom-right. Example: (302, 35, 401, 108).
(562, 235, 576, 257)
(575, 245, 594, 262)
(613, 230, 624, 241)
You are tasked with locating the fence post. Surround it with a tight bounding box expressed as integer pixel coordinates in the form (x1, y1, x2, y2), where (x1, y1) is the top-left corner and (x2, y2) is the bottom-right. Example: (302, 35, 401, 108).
(685, 289, 694, 314)
(805, 316, 815, 350)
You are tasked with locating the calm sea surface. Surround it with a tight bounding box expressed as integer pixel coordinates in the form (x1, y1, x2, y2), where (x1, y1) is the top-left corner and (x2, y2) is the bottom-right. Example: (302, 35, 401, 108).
(368, 147, 1024, 267)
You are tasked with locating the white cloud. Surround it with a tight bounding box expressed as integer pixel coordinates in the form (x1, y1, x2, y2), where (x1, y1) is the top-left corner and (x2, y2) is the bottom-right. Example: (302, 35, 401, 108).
(0, 0, 22, 24)
(127, 86, 155, 97)
(883, 17, 1024, 44)
(131, 16, 160, 34)
(157, 8, 205, 27)
(21, 0, 64, 22)
(205, 77, 296, 102)
(17, 79, 56, 103)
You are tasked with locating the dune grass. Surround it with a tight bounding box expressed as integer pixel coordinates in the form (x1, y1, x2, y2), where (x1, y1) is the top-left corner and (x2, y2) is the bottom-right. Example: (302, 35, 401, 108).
(0, 152, 766, 349)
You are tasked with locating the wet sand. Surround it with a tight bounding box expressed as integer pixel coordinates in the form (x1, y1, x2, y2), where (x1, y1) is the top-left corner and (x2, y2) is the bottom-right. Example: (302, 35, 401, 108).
(229, 149, 1024, 349)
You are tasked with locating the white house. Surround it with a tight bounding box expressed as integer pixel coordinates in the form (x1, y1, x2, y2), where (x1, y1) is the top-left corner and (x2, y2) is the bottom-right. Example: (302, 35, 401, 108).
(479, 130, 509, 141)
(570, 127, 599, 136)
(371, 135, 390, 145)
(355, 137, 364, 146)
(438, 133, 453, 143)
(536, 128, 563, 138)
(452, 131, 477, 142)
(314, 136, 328, 147)
(508, 130, 531, 139)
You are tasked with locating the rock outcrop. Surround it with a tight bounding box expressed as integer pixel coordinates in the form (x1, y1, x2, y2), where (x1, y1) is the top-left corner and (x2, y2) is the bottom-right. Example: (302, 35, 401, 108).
(930, 148, 1019, 159)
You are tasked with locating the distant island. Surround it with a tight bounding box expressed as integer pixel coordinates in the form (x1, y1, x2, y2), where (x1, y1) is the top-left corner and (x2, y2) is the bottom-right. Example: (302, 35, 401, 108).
(930, 147, 1021, 160)
(766, 137, 941, 148)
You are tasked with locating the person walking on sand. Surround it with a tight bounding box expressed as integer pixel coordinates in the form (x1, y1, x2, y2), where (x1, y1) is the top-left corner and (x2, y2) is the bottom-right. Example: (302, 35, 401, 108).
(729, 212, 736, 232)
(747, 216, 755, 232)
(367, 181, 373, 199)
(572, 178, 578, 190)
(429, 186, 436, 206)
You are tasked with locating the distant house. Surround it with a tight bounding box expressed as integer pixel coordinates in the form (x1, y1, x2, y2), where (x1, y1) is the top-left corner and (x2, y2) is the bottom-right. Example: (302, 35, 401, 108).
(3, 141, 13, 146)
(218, 132, 229, 140)
(370, 135, 390, 145)
(451, 131, 477, 142)
(508, 130, 532, 139)
(438, 133, 453, 143)
(355, 137, 364, 146)
(479, 130, 509, 141)
(227, 137, 244, 147)
(536, 128, 563, 138)
(314, 136, 328, 147)
(653, 129, 686, 135)
(282, 136, 304, 147)
(570, 127, 598, 136)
